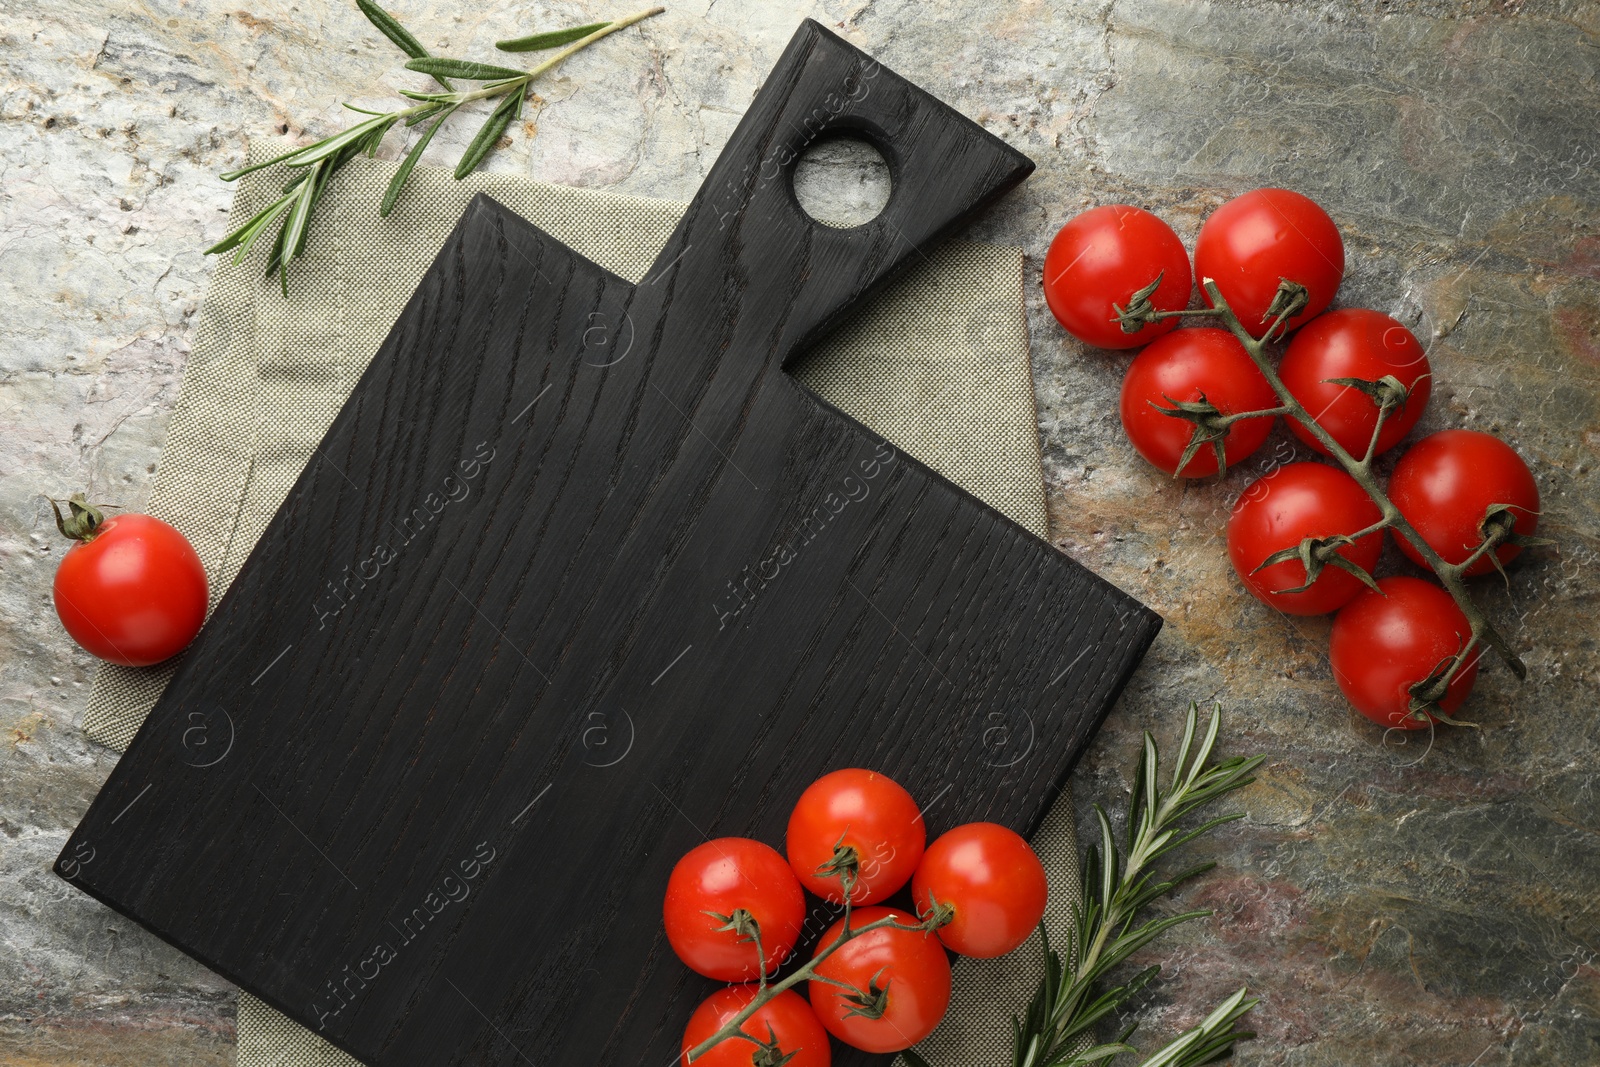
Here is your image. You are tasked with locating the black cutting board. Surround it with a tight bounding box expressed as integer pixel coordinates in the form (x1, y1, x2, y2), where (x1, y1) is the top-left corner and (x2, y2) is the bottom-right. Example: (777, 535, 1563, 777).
(58, 20, 1160, 1067)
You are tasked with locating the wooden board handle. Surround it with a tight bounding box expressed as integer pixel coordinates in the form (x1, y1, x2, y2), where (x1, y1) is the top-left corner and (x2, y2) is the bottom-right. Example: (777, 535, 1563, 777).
(638, 19, 1036, 370)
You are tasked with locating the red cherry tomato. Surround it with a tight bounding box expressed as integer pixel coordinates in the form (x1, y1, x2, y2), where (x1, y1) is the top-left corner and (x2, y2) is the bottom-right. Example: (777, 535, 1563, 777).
(910, 823, 1046, 959)
(1389, 430, 1540, 578)
(51, 505, 208, 667)
(681, 985, 830, 1067)
(1226, 463, 1384, 616)
(1118, 328, 1278, 478)
(1193, 189, 1344, 337)
(1329, 576, 1480, 730)
(786, 770, 924, 906)
(1280, 308, 1433, 460)
(808, 907, 951, 1053)
(664, 838, 806, 982)
(1279, 309, 1432, 459)
(1042, 205, 1193, 350)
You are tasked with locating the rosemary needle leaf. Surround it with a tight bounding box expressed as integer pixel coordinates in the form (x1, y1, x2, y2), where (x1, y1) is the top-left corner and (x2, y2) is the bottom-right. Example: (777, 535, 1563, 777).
(397, 89, 456, 103)
(454, 91, 520, 178)
(231, 195, 296, 263)
(403, 102, 445, 127)
(1066, 1045, 1137, 1065)
(495, 22, 609, 52)
(355, 0, 428, 60)
(265, 210, 290, 289)
(382, 104, 457, 216)
(280, 167, 319, 262)
(405, 56, 527, 81)
(220, 141, 325, 182)
(283, 114, 395, 167)
(356, 0, 454, 91)
(205, 191, 291, 256)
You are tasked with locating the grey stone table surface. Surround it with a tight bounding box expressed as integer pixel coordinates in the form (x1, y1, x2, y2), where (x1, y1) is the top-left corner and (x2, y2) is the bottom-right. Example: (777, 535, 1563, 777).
(3, 1, 1598, 1065)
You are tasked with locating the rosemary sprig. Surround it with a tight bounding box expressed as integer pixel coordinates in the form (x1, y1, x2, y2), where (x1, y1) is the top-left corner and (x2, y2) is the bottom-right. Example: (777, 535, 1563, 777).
(908, 703, 1263, 1067)
(205, 3, 664, 294)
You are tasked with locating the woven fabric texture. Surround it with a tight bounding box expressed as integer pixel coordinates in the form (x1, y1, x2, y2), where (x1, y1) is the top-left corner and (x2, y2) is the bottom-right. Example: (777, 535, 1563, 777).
(81, 142, 1076, 1067)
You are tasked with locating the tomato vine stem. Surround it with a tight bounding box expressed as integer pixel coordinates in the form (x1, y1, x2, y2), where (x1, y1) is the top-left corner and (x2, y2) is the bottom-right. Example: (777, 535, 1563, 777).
(1157, 279, 1530, 726)
(685, 868, 947, 1062)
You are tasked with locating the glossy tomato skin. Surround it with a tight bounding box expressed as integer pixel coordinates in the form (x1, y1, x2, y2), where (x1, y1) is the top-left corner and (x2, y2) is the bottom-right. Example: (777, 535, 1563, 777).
(1193, 189, 1345, 337)
(1227, 463, 1384, 616)
(1042, 205, 1193, 350)
(910, 823, 1047, 959)
(809, 907, 951, 1053)
(1329, 576, 1479, 730)
(664, 838, 806, 981)
(786, 770, 924, 906)
(681, 985, 831, 1067)
(1279, 309, 1432, 458)
(1389, 430, 1539, 578)
(1119, 328, 1278, 478)
(52, 513, 208, 667)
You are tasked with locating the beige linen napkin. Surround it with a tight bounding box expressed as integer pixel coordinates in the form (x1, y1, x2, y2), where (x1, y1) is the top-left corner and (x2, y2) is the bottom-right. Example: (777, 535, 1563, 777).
(82, 144, 1080, 1067)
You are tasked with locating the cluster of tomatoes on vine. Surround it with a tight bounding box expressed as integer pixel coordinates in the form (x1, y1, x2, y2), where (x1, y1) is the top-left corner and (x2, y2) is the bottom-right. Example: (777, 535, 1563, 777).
(1042, 188, 1544, 730)
(664, 769, 1047, 1065)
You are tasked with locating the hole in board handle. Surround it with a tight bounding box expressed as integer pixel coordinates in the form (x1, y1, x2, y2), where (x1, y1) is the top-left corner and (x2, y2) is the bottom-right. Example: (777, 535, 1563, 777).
(791, 133, 892, 229)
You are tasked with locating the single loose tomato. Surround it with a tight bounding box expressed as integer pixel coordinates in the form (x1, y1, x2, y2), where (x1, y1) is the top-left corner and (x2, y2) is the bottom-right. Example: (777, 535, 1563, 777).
(1193, 189, 1344, 337)
(910, 822, 1046, 959)
(1329, 576, 1480, 730)
(664, 838, 805, 981)
(50, 496, 208, 667)
(1226, 463, 1384, 616)
(809, 907, 951, 1053)
(1118, 328, 1278, 478)
(1042, 205, 1193, 350)
(681, 985, 830, 1067)
(1389, 430, 1540, 578)
(786, 769, 924, 906)
(1278, 308, 1432, 459)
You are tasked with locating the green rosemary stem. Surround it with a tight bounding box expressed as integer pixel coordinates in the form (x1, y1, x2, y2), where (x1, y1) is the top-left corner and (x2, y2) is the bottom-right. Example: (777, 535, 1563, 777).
(525, 7, 664, 80)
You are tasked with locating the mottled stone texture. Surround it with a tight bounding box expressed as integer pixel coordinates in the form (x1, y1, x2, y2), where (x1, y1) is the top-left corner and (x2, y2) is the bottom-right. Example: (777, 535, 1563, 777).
(2, 1, 1597, 1065)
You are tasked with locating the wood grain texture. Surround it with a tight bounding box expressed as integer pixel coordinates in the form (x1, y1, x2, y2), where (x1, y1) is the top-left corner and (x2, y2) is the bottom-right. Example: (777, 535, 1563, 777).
(58, 20, 1160, 1067)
